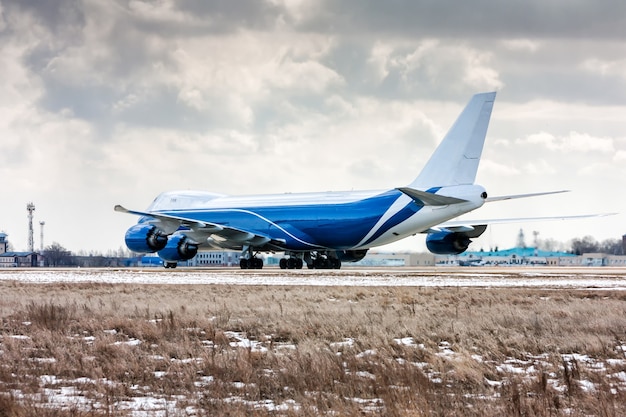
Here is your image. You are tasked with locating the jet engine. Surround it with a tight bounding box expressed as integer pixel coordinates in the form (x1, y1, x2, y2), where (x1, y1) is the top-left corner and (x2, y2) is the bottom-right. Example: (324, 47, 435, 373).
(425, 226, 487, 255)
(335, 249, 369, 262)
(157, 234, 199, 262)
(125, 224, 168, 253)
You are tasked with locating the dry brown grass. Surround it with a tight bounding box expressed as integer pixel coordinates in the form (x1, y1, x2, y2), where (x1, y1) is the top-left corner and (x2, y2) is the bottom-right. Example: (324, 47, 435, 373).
(0, 279, 625, 416)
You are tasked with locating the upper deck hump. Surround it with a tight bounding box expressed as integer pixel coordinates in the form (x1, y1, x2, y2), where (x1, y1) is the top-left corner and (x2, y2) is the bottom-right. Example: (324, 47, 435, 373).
(148, 189, 388, 211)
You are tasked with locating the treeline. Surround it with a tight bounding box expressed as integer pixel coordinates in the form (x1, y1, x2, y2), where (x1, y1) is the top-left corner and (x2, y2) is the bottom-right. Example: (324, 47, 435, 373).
(41, 242, 132, 267)
(569, 236, 624, 255)
(532, 236, 624, 255)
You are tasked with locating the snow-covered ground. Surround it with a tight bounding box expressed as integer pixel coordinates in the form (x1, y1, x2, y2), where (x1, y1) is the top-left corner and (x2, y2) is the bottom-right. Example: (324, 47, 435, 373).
(6, 332, 626, 416)
(1, 267, 625, 289)
(3, 266, 626, 415)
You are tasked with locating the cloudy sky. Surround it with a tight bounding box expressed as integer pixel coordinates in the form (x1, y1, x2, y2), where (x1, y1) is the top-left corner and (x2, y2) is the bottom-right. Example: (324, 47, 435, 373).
(1, 0, 624, 254)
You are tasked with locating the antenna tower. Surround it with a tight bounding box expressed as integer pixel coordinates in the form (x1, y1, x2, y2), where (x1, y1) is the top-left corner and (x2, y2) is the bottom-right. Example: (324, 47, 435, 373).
(516, 228, 526, 249)
(39, 221, 45, 252)
(27, 202, 35, 252)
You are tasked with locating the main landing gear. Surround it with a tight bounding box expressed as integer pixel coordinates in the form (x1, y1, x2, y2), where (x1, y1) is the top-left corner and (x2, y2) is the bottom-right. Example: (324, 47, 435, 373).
(238, 248, 343, 270)
(240, 257, 263, 269)
(279, 257, 303, 269)
(279, 252, 342, 270)
(240, 246, 264, 269)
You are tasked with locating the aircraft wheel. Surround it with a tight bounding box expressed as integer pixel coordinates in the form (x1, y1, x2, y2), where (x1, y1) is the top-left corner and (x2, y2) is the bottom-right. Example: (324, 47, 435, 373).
(279, 258, 287, 269)
(314, 257, 327, 269)
(253, 258, 264, 269)
(164, 262, 177, 269)
(332, 258, 341, 269)
(240, 259, 249, 269)
(295, 258, 303, 269)
(287, 258, 296, 269)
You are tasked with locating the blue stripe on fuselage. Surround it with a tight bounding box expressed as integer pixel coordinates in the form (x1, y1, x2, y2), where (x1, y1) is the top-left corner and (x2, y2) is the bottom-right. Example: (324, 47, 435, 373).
(308, 190, 403, 248)
(158, 189, 415, 250)
(360, 201, 422, 247)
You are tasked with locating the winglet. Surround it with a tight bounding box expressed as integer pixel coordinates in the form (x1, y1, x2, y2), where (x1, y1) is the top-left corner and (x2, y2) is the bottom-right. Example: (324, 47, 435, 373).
(410, 92, 496, 188)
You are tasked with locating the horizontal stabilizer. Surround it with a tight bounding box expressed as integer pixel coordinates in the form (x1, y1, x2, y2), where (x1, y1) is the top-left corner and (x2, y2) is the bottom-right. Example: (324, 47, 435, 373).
(433, 213, 616, 231)
(486, 190, 569, 202)
(397, 187, 468, 206)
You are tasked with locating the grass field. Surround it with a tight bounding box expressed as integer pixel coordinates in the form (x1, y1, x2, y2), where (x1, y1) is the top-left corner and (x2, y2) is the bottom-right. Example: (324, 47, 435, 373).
(1, 276, 625, 416)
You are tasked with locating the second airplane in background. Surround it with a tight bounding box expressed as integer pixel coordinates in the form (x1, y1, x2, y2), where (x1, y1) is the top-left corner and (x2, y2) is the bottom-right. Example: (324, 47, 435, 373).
(115, 92, 595, 269)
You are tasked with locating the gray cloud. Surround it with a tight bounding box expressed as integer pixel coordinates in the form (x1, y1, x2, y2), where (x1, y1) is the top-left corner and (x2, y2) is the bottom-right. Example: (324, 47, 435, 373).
(0, 0, 623, 252)
(302, 1, 626, 40)
(3, 0, 85, 34)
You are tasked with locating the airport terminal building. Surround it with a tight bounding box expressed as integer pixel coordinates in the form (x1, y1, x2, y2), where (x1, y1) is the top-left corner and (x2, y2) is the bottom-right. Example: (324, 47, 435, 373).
(0, 232, 40, 267)
(437, 247, 626, 267)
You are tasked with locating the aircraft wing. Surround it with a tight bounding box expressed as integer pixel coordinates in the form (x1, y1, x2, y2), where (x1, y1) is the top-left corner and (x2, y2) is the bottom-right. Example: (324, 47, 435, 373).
(114, 205, 223, 233)
(114, 205, 286, 249)
(424, 213, 615, 234)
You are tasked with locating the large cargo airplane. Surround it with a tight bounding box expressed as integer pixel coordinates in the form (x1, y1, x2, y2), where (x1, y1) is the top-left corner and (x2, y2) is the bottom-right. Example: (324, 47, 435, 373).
(115, 92, 595, 269)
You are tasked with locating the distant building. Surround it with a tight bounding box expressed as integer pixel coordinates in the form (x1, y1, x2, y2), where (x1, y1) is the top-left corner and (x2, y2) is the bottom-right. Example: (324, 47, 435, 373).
(134, 250, 241, 267)
(442, 247, 577, 266)
(437, 246, 626, 267)
(0, 252, 39, 267)
(577, 253, 626, 267)
(0, 232, 8, 254)
(354, 252, 436, 267)
(191, 250, 241, 267)
(0, 233, 41, 267)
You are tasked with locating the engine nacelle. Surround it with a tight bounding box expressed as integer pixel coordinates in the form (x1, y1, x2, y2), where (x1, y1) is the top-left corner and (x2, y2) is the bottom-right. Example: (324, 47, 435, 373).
(426, 225, 488, 255)
(335, 249, 368, 262)
(125, 224, 168, 253)
(426, 231, 472, 255)
(157, 234, 199, 262)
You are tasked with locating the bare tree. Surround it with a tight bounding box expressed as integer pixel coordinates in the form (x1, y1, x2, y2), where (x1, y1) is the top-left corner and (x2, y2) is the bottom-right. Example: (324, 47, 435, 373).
(570, 236, 599, 255)
(43, 242, 73, 267)
(537, 238, 567, 252)
(599, 239, 624, 255)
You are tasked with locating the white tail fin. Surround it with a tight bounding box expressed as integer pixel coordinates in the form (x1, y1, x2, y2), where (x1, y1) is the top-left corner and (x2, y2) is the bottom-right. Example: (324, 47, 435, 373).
(409, 92, 496, 188)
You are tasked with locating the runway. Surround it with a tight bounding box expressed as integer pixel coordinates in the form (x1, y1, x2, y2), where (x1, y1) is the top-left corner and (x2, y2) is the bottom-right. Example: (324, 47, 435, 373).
(1, 266, 626, 289)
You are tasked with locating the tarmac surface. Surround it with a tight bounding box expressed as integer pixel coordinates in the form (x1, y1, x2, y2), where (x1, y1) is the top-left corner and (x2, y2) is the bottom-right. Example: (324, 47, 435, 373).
(1, 266, 625, 289)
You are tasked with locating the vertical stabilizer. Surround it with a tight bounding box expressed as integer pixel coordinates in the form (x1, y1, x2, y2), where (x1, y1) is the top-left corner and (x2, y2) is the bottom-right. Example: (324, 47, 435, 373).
(409, 92, 496, 188)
